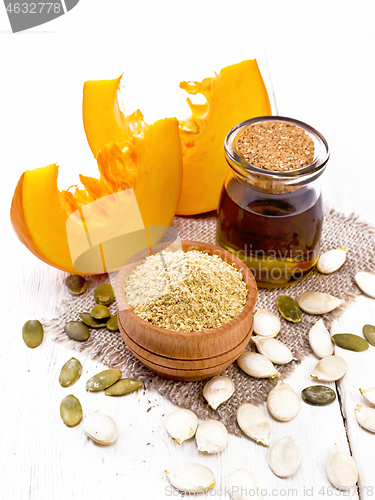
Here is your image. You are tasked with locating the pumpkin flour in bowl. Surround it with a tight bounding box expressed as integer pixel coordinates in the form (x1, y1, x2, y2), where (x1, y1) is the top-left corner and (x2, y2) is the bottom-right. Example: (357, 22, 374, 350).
(124, 249, 248, 332)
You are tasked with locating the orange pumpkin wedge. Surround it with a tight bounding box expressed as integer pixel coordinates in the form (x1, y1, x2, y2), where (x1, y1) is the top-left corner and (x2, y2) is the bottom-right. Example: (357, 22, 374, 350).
(177, 60, 271, 214)
(82, 61, 271, 215)
(11, 164, 76, 272)
(82, 75, 144, 157)
(11, 117, 182, 274)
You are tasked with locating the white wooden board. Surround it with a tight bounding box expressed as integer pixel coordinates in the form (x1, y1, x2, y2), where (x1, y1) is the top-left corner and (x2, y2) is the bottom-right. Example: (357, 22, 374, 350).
(1, 1, 375, 499)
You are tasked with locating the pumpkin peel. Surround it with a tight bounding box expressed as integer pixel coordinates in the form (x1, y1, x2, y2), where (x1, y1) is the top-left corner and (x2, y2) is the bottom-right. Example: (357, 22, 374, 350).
(11, 164, 77, 272)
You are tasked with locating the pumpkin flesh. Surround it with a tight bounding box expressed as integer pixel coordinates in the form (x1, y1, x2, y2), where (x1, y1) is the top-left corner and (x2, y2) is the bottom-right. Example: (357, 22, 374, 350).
(11, 116, 182, 274)
(177, 59, 271, 214)
(81, 61, 271, 215)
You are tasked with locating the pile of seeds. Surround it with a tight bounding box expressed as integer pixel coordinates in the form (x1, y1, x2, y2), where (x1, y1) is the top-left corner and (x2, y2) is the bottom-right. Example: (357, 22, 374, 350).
(237, 120, 315, 171)
(64, 281, 119, 342)
(58, 361, 142, 439)
(21, 249, 375, 493)
(125, 249, 248, 332)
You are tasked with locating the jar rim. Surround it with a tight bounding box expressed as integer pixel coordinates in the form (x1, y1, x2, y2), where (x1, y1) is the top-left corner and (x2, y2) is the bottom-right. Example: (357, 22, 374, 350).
(224, 115, 330, 179)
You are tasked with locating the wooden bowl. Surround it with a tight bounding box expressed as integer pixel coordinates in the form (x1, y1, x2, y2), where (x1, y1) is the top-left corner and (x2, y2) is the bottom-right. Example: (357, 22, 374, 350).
(115, 240, 257, 381)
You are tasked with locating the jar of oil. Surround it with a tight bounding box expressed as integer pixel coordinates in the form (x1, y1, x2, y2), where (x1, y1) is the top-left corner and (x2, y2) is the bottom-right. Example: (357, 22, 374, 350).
(217, 116, 329, 288)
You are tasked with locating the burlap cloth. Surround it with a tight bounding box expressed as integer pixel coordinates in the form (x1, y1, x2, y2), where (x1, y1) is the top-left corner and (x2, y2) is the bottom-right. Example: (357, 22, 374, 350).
(46, 207, 375, 436)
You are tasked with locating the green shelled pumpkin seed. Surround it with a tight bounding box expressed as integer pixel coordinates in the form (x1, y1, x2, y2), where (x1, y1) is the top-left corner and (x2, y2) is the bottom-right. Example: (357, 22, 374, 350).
(64, 321, 90, 342)
(78, 312, 106, 328)
(302, 385, 336, 406)
(60, 395, 82, 427)
(86, 369, 122, 392)
(22, 320, 44, 348)
(59, 358, 83, 388)
(105, 378, 142, 396)
(65, 275, 87, 295)
(90, 305, 111, 322)
(332, 334, 369, 352)
(94, 284, 115, 306)
(277, 295, 302, 323)
(107, 314, 119, 331)
(363, 324, 375, 347)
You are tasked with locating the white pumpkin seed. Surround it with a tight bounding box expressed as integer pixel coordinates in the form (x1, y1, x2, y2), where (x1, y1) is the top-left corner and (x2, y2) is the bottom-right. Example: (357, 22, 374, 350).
(355, 404, 375, 432)
(268, 436, 302, 478)
(317, 248, 347, 274)
(298, 292, 343, 315)
(236, 404, 270, 446)
(267, 380, 300, 421)
(228, 469, 263, 500)
(195, 419, 228, 454)
(165, 409, 198, 445)
(355, 271, 375, 299)
(309, 319, 334, 358)
(359, 387, 375, 407)
(203, 376, 234, 410)
(326, 445, 358, 491)
(83, 411, 118, 445)
(253, 309, 280, 338)
(238, 352, 280, 379)
(252, 336, 293, 365)
(165, 463, 216, 493)
(311, 356, 347, 382)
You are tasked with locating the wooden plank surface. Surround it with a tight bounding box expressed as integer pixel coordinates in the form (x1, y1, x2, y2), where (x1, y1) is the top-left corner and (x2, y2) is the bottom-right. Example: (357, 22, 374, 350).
(1, 2, 375, 499)
(266, 31, 375, 499)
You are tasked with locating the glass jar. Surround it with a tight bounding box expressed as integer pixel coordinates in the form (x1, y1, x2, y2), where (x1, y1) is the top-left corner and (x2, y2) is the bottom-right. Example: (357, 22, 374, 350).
(216, 116, 329, 288)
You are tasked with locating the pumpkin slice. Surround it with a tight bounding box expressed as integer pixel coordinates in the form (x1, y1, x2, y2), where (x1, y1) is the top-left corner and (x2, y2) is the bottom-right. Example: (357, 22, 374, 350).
(95, 118, 182, 231)
(82, 75, 144, 157)
(11, 164, 76, 272)
(82, 61, 271, 215)
(177, 59, 271, 214)
(11, 117, 182, 274)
